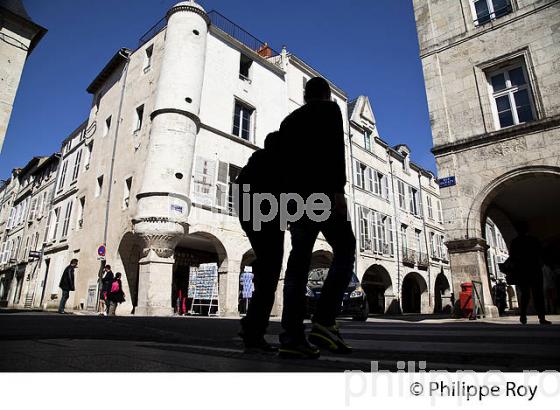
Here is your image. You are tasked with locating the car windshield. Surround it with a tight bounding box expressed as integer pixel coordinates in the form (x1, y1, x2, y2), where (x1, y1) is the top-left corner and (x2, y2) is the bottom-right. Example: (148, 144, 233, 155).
(308, 269, 359, 286)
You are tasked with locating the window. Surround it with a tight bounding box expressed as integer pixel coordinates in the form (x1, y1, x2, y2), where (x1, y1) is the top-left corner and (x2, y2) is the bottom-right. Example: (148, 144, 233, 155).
(123, 177, 132, 209)
(71, 149, 82, 182)
(397, 180, 406, 210)
(488, 62, 535, 129)
(472, 0, 512, 25)
(144, 45, 153, 72)
(193, 157, 216, 207)
(232, 101, 254, 141)
(28, 197, 37, 221)
(51, 207, 61, 241)
(415, 229, 423, 255)
(437, 200, 443, 223)
(7, 207, 15, 229)
(409, 186, 420, 216)
(77, 197, 85, 229)
(359, 207, 372, 252)
(57, 160, 68, 191)
(96, 175, 104, 198)
(427, 195, 434, 220)
(104, 116, 112, 137)
(364, 131, 372, 152)
(227, 164, 242, 214)
(430, 232, 437, 258)
(373, 172, 389, 199)
(61, 201, 73, 238)
(84, 142, 93, 170)
(215, 161, 229, 209)
(134, 105, 144, 132)
(239, 54, 253, 81)
(400, 225, 408, 252)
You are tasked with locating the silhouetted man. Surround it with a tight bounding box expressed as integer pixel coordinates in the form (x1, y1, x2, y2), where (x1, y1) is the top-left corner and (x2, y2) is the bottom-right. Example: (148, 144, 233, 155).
(510, 222, 550, 325)
(235, 131, 285, 353)
(58, 259, 78, 314)
(277, 77, 356, 358)
(100, 264, 114, 316)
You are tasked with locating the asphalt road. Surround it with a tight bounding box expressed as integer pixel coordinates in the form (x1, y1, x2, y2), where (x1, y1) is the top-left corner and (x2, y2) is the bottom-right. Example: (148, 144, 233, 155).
(1, 311, 559, 372)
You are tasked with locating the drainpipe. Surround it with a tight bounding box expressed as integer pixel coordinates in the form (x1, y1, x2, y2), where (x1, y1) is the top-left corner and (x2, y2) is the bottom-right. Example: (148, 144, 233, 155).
(417, 172, 432, 307)
(347, 130, 359, 279)
(96, 48, 131, 310)
(387, 148, 401, 311)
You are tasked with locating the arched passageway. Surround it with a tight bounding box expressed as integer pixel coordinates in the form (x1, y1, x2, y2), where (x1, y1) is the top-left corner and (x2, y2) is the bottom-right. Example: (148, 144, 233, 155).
(238, 249, 256, 314)
(402, 272, 428, 314)
(173, 232, 228, 316)
(434, 272, 452, 314)
(361, 265, 393, 314)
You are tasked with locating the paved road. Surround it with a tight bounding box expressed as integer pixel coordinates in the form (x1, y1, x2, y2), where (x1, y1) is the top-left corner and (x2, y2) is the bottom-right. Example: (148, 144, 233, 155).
(1, 311, 559, 372)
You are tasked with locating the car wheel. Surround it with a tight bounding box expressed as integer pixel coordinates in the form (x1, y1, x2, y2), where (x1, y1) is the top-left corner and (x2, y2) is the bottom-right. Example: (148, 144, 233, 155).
(353, 300, 369, 321)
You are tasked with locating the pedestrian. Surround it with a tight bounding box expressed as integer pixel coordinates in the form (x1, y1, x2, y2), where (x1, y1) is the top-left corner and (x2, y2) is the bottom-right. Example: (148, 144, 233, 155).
(107, 272, 125, 316)
(100, 264, 114, 316)
(58, 259, 78, 314)
(510, 222, 551, 325)
(235, 131, 285, 354)
(276, 77, 356, 358)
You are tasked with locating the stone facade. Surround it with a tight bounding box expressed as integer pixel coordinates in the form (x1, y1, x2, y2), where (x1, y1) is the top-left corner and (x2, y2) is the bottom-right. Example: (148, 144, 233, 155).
(0, 1, 451, 317)
(414, 0, 560, 316)
(0, 0, 46, 153)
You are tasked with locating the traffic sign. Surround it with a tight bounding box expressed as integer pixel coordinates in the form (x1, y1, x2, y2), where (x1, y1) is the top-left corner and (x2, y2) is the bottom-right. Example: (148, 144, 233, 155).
(97, 245, 106, 257)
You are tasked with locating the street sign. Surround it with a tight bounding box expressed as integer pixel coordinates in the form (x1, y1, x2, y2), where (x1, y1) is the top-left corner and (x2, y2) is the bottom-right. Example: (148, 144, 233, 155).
(28, 251, 42, 259)
(438, 176, 456, 188)
(97, 245, 106, 257)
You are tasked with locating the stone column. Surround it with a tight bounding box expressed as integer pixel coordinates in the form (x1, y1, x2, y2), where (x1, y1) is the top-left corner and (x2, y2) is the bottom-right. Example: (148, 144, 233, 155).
(447, 238, 499, 318)
(133, 1, 210, 316)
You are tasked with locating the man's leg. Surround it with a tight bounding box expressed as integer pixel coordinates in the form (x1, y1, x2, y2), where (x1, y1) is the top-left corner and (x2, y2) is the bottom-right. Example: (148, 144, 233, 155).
(531, 281, 547, 321)
(241, 227, 285, 339)
(313, 214, 356, 327)
(518, 284, 530, 323)
(281, 222, 319, 342)
(58, 290, 69, 313)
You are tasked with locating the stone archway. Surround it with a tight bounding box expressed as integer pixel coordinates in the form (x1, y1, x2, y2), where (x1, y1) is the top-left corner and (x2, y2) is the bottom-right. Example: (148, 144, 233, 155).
(173, 231, 228, 316)
(362, 264, 394, 314)
(238, 249, 256, 314)
(434, 272, 452, 314)
(402, 272, 428, 314)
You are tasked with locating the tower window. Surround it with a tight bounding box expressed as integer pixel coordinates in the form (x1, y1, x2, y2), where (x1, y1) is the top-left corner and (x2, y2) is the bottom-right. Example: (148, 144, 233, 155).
(471, 0, 512, 26)
(123, 177, 133, 209)
(487, 61, 535, 129)
(144, 45, 153, 72)
(96, 175, 104, 198)
(103, 116, 112, 137)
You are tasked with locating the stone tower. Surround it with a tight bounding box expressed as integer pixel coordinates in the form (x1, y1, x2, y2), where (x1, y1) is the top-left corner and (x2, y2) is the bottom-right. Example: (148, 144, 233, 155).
(133, 0, 210, 316)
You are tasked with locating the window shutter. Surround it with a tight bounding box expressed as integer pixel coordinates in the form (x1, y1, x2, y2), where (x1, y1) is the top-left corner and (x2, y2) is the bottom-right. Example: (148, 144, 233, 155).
(215, 161, 229, 209)
(388, 217, 394, 256)
(193, 156, 216, 207)
(382, 174, 389, 199)
(353, 160, 362, 188)
(29, 198, 38, 221)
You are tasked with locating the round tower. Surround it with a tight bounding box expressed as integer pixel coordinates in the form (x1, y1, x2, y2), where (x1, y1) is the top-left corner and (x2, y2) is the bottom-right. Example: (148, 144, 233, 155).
(133, 0, 210, 316)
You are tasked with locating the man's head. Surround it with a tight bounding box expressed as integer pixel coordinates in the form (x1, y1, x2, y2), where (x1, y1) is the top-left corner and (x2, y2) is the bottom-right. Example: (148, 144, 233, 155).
(115, 272, 122, 279)
(304, 77, 331, 103)
(105, 265, 112, 272)
(70, 259, 78, 267)
(264, 131, 280, 151)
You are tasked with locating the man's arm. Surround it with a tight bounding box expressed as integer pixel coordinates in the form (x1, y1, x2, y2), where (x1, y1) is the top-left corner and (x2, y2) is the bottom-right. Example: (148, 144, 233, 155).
(330, 103, 347, 193)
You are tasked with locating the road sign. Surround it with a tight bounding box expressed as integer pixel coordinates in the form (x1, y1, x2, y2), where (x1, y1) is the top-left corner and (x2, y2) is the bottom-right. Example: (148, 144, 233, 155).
(438, 176, 456, 188)
(97, 245, 106, 257)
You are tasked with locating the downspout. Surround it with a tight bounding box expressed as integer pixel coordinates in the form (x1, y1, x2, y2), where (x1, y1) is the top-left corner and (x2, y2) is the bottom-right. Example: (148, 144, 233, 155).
(387, 149, 401, 312)
(347, 130, 359, 279)
(417, 172, 432, 307)
(97, 48, 131, 309)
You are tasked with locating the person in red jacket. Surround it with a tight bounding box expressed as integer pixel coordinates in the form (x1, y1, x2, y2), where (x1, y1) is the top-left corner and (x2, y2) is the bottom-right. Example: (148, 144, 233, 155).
(276, 77, 355, 359)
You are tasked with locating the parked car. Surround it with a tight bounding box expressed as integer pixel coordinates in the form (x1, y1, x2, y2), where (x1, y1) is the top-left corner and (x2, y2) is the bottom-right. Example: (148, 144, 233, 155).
(305, 268, 369, 321)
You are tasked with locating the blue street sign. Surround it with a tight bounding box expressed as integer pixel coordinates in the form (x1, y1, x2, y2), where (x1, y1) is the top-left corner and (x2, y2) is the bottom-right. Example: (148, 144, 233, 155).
(438, 176, 456, 188)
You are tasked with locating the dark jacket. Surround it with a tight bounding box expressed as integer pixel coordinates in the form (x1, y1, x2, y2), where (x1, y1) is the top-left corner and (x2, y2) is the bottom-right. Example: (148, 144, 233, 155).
(107, 278, 125, 304)
(59, 265, 75, 291)
(510, 234, 544, 284)
(101, 270, 114, 293)
(278, 100, 346, 196)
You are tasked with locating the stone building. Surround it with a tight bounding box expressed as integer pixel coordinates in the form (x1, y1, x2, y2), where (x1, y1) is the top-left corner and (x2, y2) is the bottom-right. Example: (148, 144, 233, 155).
(413, 0, 560, 316)
(0, 0, 46, 153)
(0, 1, 451, 316)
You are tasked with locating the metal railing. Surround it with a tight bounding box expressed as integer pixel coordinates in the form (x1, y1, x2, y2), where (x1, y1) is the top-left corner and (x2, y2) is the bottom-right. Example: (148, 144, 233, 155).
(138, 10, 279, 59)
(473, 1, 512, 25)
(402, 249, 416, 266)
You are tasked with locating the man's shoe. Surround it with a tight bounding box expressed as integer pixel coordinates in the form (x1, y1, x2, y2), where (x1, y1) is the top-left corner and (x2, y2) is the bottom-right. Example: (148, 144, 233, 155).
(520, 316, 527, 325)
(308, 322, 352, 354)
(243, 337, 278, 354)
(540, 319, 552, 325)
(278, 340, 320, 359)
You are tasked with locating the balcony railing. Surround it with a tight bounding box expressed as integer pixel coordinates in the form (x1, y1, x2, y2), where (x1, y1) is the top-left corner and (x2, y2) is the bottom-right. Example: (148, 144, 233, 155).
(138, 10, 279, 59)
(417, 253, 429, 269)
(402, 249, 416, 266)
(473, 1, 512, 25)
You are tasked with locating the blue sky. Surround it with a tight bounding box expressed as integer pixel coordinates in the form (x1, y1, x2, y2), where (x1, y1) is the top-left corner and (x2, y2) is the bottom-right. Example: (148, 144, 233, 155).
(0, 0, 436, 179)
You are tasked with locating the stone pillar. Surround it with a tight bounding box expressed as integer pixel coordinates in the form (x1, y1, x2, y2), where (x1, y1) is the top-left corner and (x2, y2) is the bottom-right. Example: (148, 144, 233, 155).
(133, 1, 210, 316)
(447, 238, 499, 318)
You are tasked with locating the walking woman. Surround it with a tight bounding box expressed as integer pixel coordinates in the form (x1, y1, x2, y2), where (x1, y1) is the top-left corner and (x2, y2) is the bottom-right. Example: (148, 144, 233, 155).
(107, 272, 125, 316)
